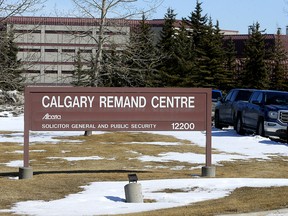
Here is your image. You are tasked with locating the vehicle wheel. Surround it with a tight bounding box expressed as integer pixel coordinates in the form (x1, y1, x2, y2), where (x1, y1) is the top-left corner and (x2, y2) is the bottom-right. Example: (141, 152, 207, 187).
(256, 119, 265, 137)
(236, 115, 245, 135)
(214, 111, 223, 129)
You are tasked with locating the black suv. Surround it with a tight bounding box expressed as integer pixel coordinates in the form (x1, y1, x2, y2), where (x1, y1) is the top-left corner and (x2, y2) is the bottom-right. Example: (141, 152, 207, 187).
(214, 89, 254, 129)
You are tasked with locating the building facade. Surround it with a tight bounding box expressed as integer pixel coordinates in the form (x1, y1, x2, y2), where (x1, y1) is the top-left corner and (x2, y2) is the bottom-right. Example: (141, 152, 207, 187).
(7, 16, 132, 85)
(6, 16, 287, 86)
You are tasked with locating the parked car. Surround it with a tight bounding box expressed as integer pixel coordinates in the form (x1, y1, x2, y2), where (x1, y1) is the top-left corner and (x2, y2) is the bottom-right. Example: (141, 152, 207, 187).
(212, 90, 223, 102)
(214, 89, 255, 129)
(234, 90, 288, 140)
(212, 90, 223, 120)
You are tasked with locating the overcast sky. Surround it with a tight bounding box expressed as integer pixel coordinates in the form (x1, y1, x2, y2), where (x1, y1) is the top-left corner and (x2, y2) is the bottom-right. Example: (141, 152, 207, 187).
(42, 0, 288, 34)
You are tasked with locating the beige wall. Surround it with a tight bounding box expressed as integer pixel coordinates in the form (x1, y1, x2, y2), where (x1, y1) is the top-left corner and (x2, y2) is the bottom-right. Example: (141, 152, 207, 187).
(10, 20, 130, 85)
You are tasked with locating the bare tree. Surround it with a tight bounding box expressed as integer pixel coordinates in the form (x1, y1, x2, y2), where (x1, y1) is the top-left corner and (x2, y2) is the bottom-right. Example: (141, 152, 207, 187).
(0, 0, 45, 20)
(69, 0, 163, 87)
(66, 0, 163, 136)
(0, 0, 45, 90)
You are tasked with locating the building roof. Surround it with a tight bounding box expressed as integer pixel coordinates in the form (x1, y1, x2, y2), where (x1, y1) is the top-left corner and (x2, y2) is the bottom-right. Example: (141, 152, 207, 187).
(4, 16, 169, 27)
(223, 34, 288, 57)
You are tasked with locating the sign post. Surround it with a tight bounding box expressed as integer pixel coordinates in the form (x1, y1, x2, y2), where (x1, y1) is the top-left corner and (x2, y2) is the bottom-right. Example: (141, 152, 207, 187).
(20, 87, 215, 179)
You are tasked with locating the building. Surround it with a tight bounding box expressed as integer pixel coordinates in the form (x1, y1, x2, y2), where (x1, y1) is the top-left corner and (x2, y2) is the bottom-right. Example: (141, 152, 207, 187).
(4, 16, 288, 85)
(5, 16, 134, 85)
(223, 34, 288, 58)
(5, 16, 184, 85)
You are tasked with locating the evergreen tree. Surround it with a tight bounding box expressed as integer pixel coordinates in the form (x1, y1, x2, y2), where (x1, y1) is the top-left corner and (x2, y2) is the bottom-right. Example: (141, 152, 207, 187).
(73, 48, 120, 87)
(71, 50, 89, 86)
(243, 22, 269, 89)
(201, 19, 226, 89)
(101, 48, 135, 87)
(269, 29, 288, 91)
(157, 7, 181, 86)
(122, 14, 163, 87)
(184, 0, 208, 49)
(158, 7, 177, 54)
(182, 0, 213, 87)
(173, 22, 195, 87)
(0, 26, 23, 91)
(184, 2, 231, 88)
(223, 37, 238, 90)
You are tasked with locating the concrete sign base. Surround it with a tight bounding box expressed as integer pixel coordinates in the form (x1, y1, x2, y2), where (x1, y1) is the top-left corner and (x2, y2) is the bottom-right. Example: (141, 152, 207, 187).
(19, 167, 33, 179)
(201, 166, 216, 177)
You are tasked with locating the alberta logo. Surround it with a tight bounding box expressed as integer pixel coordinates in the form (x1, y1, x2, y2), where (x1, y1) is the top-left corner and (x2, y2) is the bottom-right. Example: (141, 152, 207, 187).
(42, 113, 62, 120)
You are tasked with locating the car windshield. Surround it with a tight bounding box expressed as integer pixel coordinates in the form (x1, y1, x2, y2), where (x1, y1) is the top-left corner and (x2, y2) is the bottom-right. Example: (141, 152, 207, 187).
(265, 92, 288, 105)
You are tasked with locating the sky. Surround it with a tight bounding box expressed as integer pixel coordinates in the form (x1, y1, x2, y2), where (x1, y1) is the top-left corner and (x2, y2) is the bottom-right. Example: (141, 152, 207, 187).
(40, 0, 288, 34)
(1, 110, 288, 215)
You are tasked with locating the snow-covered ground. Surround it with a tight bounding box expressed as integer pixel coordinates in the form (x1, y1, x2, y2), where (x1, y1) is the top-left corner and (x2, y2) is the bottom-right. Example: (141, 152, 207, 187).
(0, 113, 288, 216)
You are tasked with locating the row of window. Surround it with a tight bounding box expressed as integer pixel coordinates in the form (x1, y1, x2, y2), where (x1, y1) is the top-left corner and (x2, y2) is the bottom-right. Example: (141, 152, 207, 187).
(18, 48, 93, 53)
(25, 70, 74, 74)
(14, 29, 127, 35)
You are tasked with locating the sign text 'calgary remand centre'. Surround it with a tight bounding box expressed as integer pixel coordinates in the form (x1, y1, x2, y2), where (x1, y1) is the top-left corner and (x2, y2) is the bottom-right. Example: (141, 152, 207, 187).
(25, 87, 211, 131)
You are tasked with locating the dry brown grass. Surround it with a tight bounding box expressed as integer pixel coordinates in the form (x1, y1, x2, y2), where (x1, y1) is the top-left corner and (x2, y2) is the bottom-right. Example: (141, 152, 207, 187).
(126, 187, 288, 216)
(0, 131, 287, 216)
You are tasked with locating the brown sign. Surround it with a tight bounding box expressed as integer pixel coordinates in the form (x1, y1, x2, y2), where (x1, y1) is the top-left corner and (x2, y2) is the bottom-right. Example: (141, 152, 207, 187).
(25, 87, 211, 131)
(23, 87, 212, 169)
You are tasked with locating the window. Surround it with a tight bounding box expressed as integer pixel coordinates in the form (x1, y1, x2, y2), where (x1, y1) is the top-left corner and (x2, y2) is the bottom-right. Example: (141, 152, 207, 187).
(15, 29, 41, 34)
(255, 93, 263, 104)
(45, 70, 58, 74)
(62, 71, 74, 75)
(23, 70, 40, 74)
(45, 49, 58, 52)
(79, 49, 92, 53)
(18, 48, 41, 52)
(235, 90, 253, 101)
(62, 49, 75, 53)
(45, 30, 92, 35)
(225, 90, 235, 102)
(250, 92, 260, 102)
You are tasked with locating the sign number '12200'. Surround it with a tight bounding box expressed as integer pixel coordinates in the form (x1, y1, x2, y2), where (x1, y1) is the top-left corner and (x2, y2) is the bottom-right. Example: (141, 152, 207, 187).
(171, 122, 195, 130)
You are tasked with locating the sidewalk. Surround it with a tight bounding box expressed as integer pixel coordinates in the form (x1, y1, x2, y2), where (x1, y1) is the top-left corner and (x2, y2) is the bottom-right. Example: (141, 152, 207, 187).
(217, 208, 288, 216)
